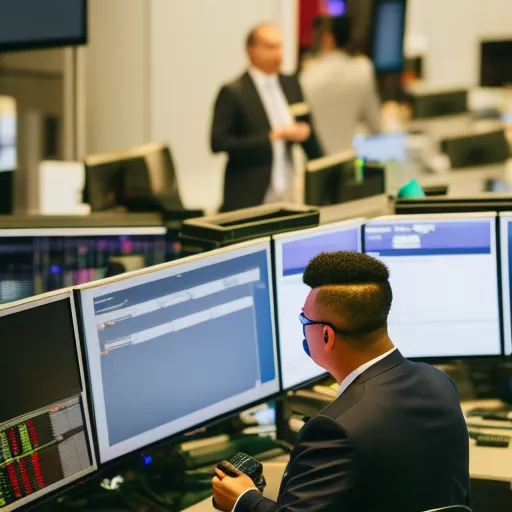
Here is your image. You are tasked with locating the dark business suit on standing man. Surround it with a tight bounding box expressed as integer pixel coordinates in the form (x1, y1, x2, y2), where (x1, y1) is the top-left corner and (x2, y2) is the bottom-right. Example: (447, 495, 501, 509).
(211, 72, 323, 212)
(235, 349, 470, 512)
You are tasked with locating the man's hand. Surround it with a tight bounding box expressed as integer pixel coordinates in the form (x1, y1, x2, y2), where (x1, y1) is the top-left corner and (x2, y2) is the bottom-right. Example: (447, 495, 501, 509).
(212, 465, 258, 511)
(271, 122, 311, 142)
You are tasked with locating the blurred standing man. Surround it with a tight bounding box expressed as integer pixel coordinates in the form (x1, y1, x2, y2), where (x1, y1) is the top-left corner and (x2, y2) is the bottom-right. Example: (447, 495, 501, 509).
(211, 24, 323, 212)
(300, 17, 381, 155)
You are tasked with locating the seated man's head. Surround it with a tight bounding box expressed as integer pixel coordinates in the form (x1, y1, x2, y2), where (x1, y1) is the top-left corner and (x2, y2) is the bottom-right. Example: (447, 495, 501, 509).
(301, 251, 393, 381)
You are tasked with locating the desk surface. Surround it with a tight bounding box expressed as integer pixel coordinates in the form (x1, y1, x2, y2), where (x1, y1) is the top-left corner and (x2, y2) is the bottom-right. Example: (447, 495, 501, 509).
(462, 400, 512, 482)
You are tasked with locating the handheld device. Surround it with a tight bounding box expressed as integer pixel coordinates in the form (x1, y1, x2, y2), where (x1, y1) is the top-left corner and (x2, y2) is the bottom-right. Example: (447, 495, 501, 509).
(213, 453, 266, 510)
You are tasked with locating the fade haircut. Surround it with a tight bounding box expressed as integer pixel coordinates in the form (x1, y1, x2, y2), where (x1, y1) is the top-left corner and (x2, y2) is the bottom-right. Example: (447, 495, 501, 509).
(303, 251, 392, 337)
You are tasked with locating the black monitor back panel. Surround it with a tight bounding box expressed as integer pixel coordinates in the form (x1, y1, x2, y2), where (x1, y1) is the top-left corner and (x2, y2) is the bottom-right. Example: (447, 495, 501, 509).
(409, 89, 468, 119)
(441, 130, 511, 169)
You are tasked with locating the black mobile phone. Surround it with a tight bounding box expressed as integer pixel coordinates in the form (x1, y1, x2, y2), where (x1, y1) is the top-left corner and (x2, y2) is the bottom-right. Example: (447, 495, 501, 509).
(212, 452, 266, 510)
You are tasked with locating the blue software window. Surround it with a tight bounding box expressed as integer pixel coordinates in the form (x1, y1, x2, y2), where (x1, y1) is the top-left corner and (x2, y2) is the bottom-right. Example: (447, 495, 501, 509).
(274, 219, 363, 390)
(500, 214, 512, 355)
(80, 240, 279, 463)
(364, 214, 501, 359)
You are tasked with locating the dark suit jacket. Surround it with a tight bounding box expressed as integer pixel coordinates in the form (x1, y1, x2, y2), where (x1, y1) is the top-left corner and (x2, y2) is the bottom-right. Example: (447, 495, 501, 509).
(237, 350, 470, 512)
(210, 72, 323, 212)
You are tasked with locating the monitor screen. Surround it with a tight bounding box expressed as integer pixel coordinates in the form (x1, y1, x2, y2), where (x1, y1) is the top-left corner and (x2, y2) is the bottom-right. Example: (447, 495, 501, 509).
(78, 239, 279, 463)
(352, 132, 407, 163)
(0, 0, 86, 52)
(327, 0, 346, 15)
(499, 213, 512, 355)
(273, 219, 364, 390)
(371, 0, 406, 72)
(0, 291, 96, 510)
(480, 40, 512, 88)
(364, 213, 501, 358)
(0, 227, 172, 305)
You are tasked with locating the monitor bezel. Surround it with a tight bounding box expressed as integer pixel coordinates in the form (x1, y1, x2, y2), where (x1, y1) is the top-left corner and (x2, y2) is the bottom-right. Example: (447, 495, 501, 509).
(0, 288, 98, 511)
(273, 218, 366, 392)
(76, 238, 281, 465)
(499, 212, 512, 356)
(363, 212, 504, 361)
(0, 0, 87, 53)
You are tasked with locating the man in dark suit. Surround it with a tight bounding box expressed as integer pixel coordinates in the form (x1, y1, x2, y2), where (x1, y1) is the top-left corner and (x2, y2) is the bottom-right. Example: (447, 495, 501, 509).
(212, 251, 470, 511)
(211, 24, 323, 212)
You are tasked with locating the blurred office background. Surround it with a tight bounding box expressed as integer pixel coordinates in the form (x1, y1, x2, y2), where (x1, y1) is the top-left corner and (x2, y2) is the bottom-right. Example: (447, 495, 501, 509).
(1, 0, 512, 215)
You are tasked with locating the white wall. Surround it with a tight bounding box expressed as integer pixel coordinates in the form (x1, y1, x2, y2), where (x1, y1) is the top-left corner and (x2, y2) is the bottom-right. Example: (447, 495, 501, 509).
(406, 0, 512, 87)
(82, 0, 150, 155)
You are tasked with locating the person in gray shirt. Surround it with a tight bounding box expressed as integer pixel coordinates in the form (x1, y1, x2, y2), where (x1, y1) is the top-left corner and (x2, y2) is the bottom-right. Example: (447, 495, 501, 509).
(300, 17, 382, 155)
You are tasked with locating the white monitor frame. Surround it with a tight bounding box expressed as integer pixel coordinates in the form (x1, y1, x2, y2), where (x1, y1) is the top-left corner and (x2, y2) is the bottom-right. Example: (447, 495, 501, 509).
(77, 238, 280, 463)
(364, 212, 502, 359)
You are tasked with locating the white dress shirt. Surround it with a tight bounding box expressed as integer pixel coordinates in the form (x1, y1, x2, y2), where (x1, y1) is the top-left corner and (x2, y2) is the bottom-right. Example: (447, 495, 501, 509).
(232, 347, 397, 510)
(337, 347, 397, 398)
(248, 67, 294, 203)
(300, 50, 381, 155)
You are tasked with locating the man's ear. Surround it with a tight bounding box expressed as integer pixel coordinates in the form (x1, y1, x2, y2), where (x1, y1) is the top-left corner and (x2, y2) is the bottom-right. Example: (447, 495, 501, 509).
(324, 326, 336, 350)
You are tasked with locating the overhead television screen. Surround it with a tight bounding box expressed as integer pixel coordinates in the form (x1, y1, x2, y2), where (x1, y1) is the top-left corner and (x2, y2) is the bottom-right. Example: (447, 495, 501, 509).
(0, 0, 86, 52)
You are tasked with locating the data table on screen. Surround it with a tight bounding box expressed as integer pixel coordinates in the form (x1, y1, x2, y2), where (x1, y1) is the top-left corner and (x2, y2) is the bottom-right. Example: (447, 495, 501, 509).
(79, 240, 280, 463)
(364, 214, 501, 359)
(274, 220, 363, 390)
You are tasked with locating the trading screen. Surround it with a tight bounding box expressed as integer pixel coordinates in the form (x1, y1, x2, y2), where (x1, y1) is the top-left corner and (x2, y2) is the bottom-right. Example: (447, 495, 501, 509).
(499, 213, 512, 355)
(364, 214, 501, 358)
(274, 220, 363, 390)
(79, 240, 280, 463)
(0, 228, 173, 305)
(0, 293, 96, 511)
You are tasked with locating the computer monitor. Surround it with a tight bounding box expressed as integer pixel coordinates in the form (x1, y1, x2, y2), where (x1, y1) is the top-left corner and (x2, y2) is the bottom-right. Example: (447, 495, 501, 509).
(305, 151, 385, 206)
(440, 129, 511, 169)
(0, 0, 86, 52)
(0, 226, 170, 305)
(78, 239, 280, 463)
(83, 141, 183, 212)
(408, 89, 468, 119)
(499, 213, 512, 356)
(0, 290, 97, 510)
(369, 0, 407, 73)
(480, 40, 512, 88)
(364, 213, 501, 358)
(273, 219, 364, 390)
(353, 132, 407, 164)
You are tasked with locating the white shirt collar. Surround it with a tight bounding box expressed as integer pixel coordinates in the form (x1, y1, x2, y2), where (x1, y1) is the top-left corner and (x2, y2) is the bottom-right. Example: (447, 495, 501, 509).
(337, 347, 397, 398)
(248, 66, 279, 87)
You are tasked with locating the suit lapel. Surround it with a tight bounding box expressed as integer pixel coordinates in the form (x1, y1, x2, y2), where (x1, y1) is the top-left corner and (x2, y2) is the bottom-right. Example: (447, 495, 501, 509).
(279, 75, 295, 105)
(240, 72, 272, 131)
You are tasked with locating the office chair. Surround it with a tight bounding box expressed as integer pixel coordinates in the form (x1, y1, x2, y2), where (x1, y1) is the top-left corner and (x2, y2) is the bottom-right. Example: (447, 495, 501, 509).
(424, 506, 472, 511)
